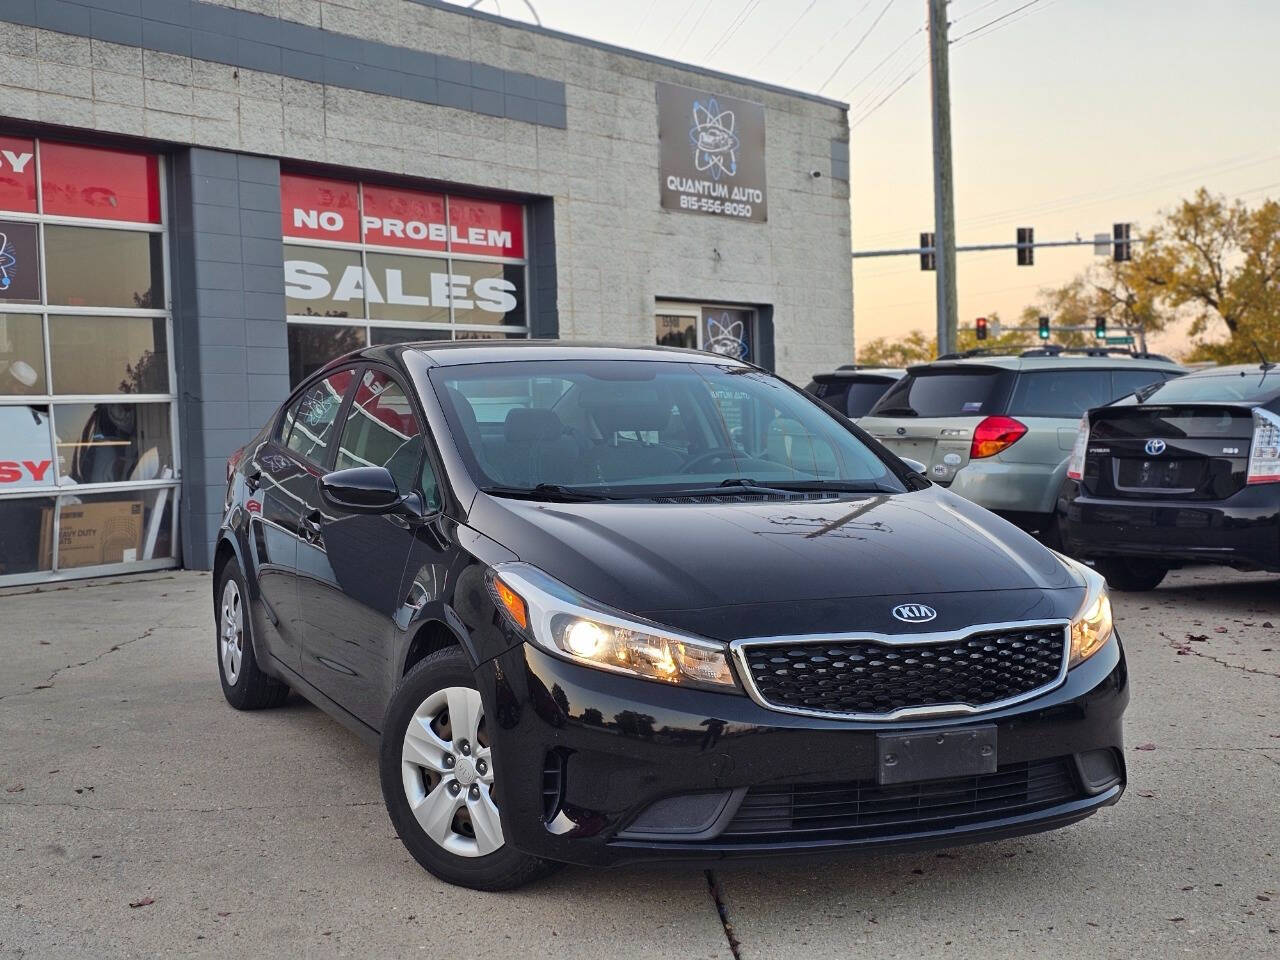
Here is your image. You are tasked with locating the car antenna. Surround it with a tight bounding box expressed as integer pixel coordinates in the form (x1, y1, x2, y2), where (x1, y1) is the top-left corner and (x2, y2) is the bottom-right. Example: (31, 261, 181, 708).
(1248, 336, 1276, 371)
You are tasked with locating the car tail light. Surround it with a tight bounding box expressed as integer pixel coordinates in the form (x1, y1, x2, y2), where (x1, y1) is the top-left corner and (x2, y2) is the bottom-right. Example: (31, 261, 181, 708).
(227, 446, 245, 483)
(1066, 414, 1090, 480)
(970, 416, 1027, 459)
(1247, 408, 1280, 484)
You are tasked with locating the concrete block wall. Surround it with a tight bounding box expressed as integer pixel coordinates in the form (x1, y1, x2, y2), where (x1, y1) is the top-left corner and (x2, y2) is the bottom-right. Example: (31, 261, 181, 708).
(170, 147, 286, 569)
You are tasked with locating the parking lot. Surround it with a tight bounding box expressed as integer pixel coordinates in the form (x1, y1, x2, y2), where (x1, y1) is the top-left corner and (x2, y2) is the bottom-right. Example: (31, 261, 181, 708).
(1, 568, 1276, 960)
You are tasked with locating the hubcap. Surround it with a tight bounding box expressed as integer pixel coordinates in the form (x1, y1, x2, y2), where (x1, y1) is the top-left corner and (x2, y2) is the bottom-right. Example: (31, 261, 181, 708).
(400, 686, 503, 858)
(220, 579, 244, 685)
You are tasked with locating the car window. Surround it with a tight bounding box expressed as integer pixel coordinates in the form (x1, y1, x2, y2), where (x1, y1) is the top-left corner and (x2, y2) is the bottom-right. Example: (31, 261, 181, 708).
(283, 368, 356, 465)
(432, 359, 902, 494)
(334, 367, 424, 494)
(1111, 368, 1174, 402)
(1131, 370, 1278, 404)
(870, 369, 1008, 418)
(844, 380, 894, 418)
(1007, 370, 1115, 418)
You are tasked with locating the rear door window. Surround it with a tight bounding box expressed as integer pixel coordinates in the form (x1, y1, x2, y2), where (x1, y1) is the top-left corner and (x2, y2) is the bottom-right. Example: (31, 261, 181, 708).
(1007, 370, 1114, 418)
(870, 369, 1008, 418)
(283, 368, 356, 466)
(844, 379, 894, 418)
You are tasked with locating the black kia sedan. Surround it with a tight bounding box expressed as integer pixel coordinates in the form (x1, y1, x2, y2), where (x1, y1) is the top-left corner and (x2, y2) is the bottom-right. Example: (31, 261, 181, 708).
(1059, 362, 1280, 589)
(215, 341, 1127, 890)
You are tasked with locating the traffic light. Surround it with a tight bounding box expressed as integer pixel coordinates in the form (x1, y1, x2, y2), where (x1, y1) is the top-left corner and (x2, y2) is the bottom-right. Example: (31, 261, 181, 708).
(975, 317, 988, 341)
(1017, 227, 1034, 266)
(1038, 316, 1051, 340)
(920, 232, 936, 271)
(1113, 222, 1132, 262)
(1095, 315, 1107, 339)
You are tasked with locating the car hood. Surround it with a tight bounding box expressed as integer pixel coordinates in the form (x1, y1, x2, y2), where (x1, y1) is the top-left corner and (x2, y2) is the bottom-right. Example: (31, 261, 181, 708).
(466, 487, 1083, 641)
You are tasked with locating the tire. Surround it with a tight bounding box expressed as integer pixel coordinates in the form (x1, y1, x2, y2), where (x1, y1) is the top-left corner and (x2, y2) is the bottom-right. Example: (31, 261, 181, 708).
(1093, 557, 1169, 592)
(379, 647, 560, 891)
(215, 557, 290, 710)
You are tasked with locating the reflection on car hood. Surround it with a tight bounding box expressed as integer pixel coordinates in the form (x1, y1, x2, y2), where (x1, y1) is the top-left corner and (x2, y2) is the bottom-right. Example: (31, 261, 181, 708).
(467, 487, 1081, 640)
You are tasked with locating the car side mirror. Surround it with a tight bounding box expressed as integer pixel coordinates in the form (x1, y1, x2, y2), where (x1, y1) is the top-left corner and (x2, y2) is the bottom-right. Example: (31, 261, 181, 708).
(901, 457, 927, 475)
(320, 466, 401, 512)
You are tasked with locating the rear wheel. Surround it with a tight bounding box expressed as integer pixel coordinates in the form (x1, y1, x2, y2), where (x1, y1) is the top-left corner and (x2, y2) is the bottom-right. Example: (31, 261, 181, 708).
(1093, 557, 1169, 592)
(379, 647, 560, 891)
(216, 558, 290, 709)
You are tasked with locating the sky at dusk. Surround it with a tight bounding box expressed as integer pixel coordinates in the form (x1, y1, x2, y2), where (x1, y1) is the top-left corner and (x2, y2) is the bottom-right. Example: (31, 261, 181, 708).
(447, 0, 1280, 358)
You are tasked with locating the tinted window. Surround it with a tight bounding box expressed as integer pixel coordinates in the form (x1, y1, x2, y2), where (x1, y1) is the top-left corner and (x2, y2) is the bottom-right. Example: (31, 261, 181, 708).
(870, 370, 1007, 418)
(1007, 370, 1114, 418)
(286, 324, 366, 388)
(283, 369, 354, 465)
(44, 226, 164, 308)
(48, 316, 168, 395)
(1130, 370, 1278, 404)
(0, 313, 47, 394)
(844, 379, 895, 418)
(433, 360, 901, 494)
(334, 368, 424, 494)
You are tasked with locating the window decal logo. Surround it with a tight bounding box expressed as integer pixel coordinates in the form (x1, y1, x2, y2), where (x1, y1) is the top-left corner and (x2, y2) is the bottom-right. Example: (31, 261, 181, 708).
(689, 98, 739, 181)
(704, 312, 748, 359)
(0, 232, 15, 291)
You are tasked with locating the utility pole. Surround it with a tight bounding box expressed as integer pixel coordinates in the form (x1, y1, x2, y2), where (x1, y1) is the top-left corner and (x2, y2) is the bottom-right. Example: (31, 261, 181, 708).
(927, 0, 958, 356)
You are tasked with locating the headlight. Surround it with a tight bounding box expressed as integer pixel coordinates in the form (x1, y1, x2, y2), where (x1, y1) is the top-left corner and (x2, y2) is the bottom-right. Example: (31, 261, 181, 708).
(1056, 553, 1114, 667)
(487, 563, 737, 690)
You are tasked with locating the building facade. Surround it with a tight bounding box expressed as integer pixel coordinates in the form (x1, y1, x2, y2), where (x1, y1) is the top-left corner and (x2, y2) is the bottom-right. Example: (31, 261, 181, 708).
(0, 0, 852, 586)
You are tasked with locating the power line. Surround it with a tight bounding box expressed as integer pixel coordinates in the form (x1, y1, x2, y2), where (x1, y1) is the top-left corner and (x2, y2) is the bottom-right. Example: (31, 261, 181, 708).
(658, 0, 702, 49)
(849, 43, 926, 114)
(705, 0, 762, 59)
(818, 0, 900, 92)
(851, 54, 928, 127)
(756, 0, 819, 63)
(674, 0, 718, 55)
(784, 1, 875, 84)
(950, 0, 1051, 45)
(840, 25, 924, 100)
(950, 0, 1007, 24)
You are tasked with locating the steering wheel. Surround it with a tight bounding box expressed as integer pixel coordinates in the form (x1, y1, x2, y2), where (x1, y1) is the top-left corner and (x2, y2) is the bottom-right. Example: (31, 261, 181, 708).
(681, 447, 739, 473)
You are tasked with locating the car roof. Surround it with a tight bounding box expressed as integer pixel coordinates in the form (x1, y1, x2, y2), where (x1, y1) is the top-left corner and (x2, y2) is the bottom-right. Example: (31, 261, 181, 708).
(353, 340, 753, 369)
(909, 354, 1185, 373)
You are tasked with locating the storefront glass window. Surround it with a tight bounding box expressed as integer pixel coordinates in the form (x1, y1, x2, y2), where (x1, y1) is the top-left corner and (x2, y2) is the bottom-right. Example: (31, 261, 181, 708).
(0, 138, 176, 586)
(655, 303, 758, 363)
(281, 174, 530, 386)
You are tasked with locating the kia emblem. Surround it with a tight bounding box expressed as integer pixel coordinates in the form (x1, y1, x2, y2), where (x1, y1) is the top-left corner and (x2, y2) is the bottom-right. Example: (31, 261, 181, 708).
(1144, 438, 1167, 456)
(892, 603, 937, 624)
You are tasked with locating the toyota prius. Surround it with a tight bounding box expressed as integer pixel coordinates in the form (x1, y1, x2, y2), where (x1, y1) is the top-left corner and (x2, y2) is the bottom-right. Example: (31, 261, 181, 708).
(215, 341, 1127, 890)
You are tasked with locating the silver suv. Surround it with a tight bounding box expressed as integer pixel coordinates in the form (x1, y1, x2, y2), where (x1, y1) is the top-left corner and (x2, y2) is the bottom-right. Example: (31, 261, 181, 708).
(859, 349, 1185, 544)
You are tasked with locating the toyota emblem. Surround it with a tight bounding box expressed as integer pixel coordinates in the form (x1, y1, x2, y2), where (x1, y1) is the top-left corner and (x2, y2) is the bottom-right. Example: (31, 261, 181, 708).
(1144, 438, 1167, 456)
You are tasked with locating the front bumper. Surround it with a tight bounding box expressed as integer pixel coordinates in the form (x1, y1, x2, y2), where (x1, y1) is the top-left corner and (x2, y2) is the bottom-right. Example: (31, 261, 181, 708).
(1060, 481, 1280, 571)
(478, 632, 1128, 867)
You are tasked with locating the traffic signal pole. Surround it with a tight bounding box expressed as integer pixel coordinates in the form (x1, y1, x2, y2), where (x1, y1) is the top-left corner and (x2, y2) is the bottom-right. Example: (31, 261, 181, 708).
(928, 0, 959, 357)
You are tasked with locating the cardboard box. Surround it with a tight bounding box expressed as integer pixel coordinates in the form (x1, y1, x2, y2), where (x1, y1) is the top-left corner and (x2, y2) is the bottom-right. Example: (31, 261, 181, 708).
(40, 500, 144, 569)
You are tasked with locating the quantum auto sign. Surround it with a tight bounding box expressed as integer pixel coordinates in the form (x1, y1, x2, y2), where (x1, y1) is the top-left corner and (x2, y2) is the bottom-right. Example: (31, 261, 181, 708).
(657, 81, 767, 223)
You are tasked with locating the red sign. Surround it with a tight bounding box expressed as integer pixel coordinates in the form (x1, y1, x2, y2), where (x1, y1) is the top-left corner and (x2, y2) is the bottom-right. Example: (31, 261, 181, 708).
(362, 183, 447, 252)
(447, 197, 524, 258)
(280, 172, 524, 258)
(280, 173, 360, 243)
(41, 142, 160, 223)
(0, 136, 36, 214)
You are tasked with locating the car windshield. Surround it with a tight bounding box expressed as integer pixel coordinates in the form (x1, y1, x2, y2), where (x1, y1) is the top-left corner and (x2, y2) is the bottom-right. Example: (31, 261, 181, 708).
(1132, 369, 1278, 404)
(430, 359, 904, 497)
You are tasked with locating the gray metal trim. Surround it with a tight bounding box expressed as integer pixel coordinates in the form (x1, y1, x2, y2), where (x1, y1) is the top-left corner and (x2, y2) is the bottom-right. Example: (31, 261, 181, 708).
(6, 0, 568, 129)
(729, 620, 1073, 723)
(614, 788, 748, 842)
(405, 0, 849, 111)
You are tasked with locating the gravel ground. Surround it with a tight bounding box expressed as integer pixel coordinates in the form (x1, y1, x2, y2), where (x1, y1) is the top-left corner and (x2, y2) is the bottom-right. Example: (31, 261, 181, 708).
(1, 567, 1276, 959)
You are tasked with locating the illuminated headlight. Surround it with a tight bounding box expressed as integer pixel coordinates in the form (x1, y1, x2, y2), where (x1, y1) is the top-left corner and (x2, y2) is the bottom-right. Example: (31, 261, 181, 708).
(1056, 553, 1115, 667)
(487, 564, 737, 689)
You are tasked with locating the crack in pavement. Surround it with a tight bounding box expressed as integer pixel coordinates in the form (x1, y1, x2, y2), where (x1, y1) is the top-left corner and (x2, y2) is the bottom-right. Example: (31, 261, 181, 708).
(0, 622, 171, 702)
(1, 799, 382, 814)
(705, 870, 744, 960)
(1162, 634, 1280, 680)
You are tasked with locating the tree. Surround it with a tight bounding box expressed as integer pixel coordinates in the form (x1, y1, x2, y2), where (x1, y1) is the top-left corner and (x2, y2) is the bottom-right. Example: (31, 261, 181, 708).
(1125, 189, 1280, 361)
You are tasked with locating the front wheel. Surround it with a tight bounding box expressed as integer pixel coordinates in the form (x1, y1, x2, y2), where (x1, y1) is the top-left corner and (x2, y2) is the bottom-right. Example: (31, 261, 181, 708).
(1093, 557, 1169, 592)
(379, 647, 560, 891)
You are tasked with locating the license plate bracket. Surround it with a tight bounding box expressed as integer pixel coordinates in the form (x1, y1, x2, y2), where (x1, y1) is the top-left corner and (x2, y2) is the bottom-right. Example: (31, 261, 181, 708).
(876, 726, 997, 785)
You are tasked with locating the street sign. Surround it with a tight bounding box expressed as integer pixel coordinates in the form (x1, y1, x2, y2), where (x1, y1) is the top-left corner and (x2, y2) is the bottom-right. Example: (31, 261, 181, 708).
(1105, 335, 1134, 345)
(1093, 233, 1111, 256)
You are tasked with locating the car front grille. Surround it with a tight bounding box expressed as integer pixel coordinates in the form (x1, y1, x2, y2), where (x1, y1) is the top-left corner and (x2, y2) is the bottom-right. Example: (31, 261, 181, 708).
(718, 757, 1081, 844)
(737, 625, 1068, 718)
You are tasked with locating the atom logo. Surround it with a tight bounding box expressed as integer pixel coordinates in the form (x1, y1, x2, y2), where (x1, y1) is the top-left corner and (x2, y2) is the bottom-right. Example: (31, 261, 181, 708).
(0, 233, 14, 291)
(689, 98, 739, 181)
(705, 313, 748, 359)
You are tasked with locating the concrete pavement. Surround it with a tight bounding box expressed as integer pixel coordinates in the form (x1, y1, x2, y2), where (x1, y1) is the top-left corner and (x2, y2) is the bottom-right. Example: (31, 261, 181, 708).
(1, 568, 1277, 958)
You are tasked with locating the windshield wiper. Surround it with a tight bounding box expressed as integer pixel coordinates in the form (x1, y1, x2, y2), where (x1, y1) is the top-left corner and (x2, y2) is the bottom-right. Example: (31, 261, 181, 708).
(481, 483, 616, 502)
(660, 478, 895, 498)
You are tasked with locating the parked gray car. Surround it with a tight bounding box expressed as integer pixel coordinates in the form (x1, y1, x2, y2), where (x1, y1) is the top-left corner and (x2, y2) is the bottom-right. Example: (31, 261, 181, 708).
(859, 350, 1184, 544)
